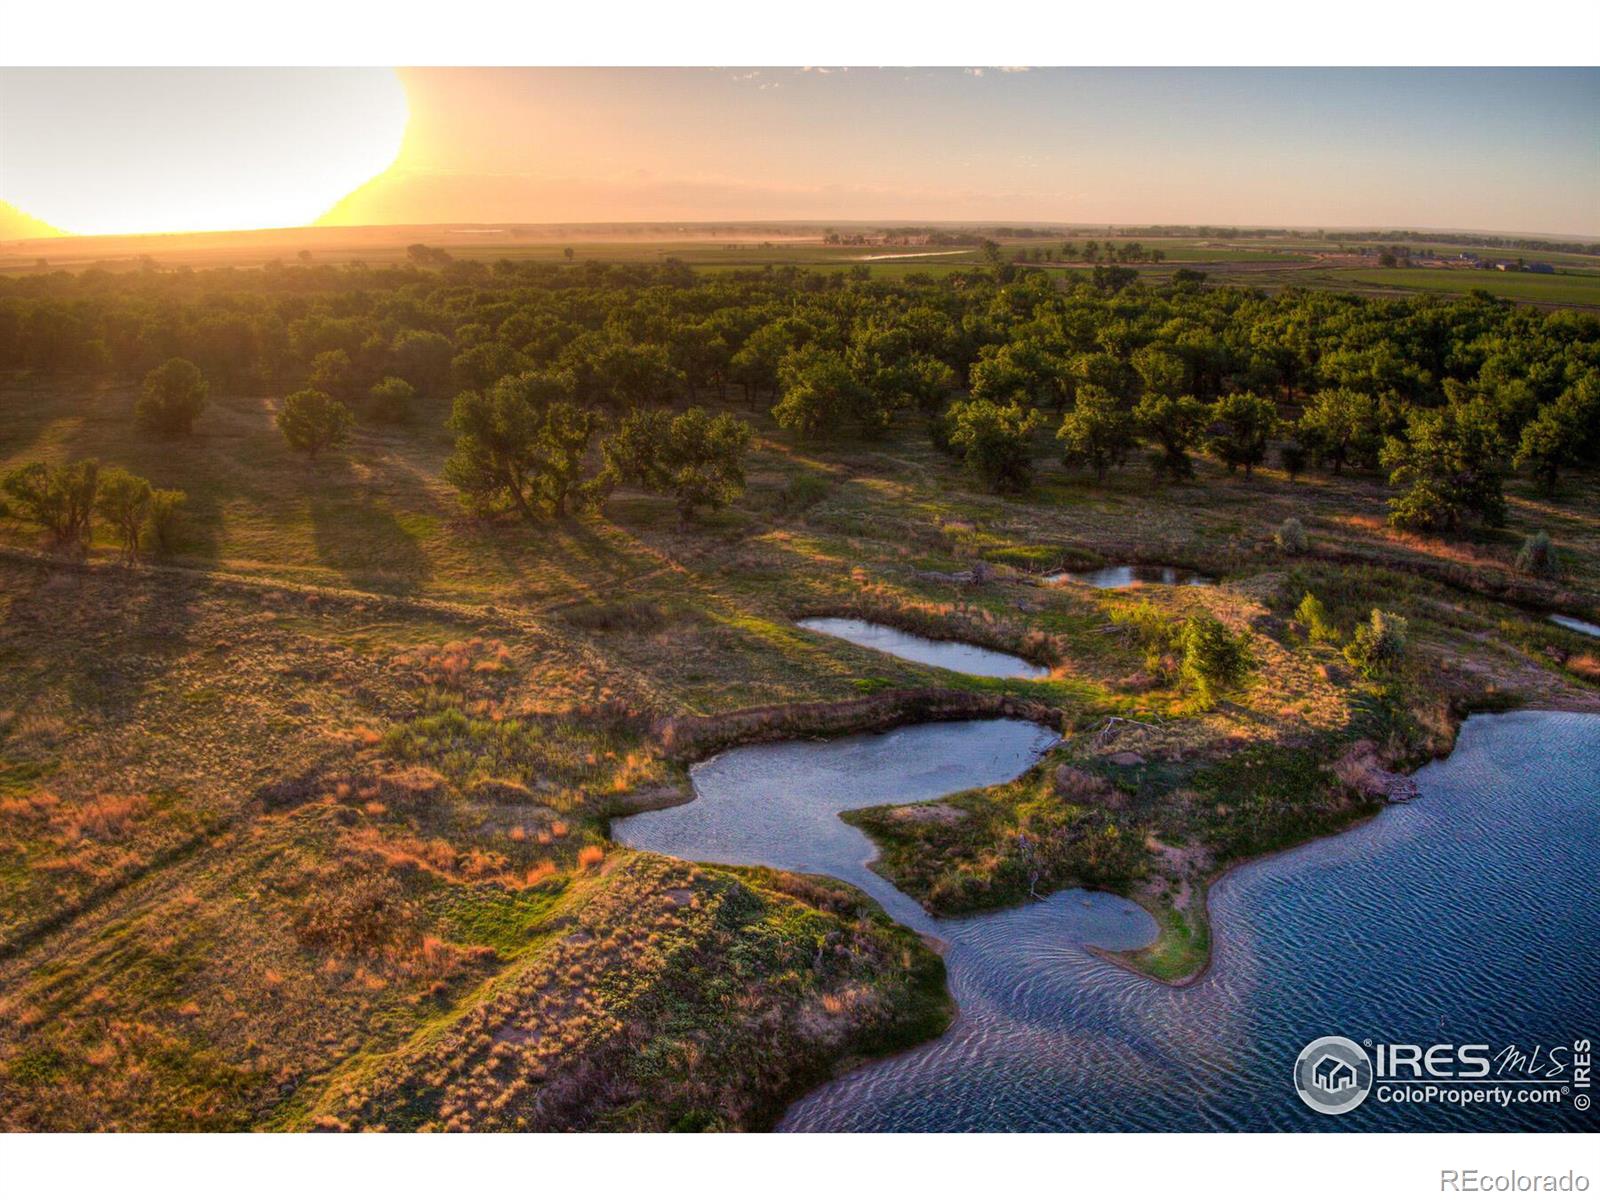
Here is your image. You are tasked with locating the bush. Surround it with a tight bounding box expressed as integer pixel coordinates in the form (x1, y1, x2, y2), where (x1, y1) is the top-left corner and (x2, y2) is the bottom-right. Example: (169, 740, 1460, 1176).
(368, 376, 416, 424)
(148, 488, 186, 555)
(1179, 615, 1252, 703)
(136, 358, 209, 435)
(2, 458, 99, 547)
(1274, 517, 1308, 554)
(276, 388, 354, 460)
(1514, 531, 1559, 579)
(1293, 592, 1338, 643)
(95, 467, 154, 561)
(1343, 609, 1408, 677)
(779, 472, 832, 513)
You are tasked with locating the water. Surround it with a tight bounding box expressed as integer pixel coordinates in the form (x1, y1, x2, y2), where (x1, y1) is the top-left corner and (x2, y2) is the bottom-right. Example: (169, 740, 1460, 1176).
(1046, 565, 1214, 589)
(797, 617, 1049, 679)
(614, 718, 1059, 931)
(1551, 614, 1600, 639)
(617, 711, 1600, 1132)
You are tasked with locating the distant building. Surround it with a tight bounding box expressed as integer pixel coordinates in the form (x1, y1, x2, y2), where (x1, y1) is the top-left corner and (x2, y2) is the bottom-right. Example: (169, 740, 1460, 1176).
(1527, 262, 1555, 274)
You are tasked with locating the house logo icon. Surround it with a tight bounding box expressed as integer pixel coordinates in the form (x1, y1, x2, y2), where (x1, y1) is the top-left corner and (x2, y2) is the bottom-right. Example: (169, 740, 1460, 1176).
(1294, 1036, 1373, 1115)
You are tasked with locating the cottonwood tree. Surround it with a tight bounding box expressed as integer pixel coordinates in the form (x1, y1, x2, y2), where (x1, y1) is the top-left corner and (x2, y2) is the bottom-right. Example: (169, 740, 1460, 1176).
(95, 467, 155, 561)
(276, 388, 354, 460)
(136, 357, 209, 435)
(445, 370, 608, 520)
(947, 398, 1042, 494)
(773, 346, 868, 440)
(1, 458, 99, 547)
(1056, 385, 1134, 482)
(1381, 398, 1507, 532)
(1134, 393, 1208, 481)
(1296, 388, 1383, 474)
(368, 376, 416, 424)
(1208, 391, 1278, 478)
(605, 406, 753, 522)
(1515, 377, 1598, 496)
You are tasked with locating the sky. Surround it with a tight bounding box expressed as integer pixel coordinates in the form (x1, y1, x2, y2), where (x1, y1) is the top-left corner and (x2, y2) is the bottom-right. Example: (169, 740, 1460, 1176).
(2, 67, 1597, 237)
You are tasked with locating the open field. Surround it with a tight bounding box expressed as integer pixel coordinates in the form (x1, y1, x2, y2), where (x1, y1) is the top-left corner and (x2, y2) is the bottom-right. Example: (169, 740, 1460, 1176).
(1332, 266, 1600, 306)
(13, 225, 1600, 305)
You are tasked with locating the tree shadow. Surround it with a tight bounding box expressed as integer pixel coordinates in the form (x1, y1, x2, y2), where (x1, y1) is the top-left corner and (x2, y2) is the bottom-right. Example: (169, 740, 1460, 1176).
(307, 494, 431, 596)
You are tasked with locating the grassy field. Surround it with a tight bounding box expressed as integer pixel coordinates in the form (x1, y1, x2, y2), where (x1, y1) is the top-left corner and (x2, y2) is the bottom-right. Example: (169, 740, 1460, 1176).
(2, 375, 1597, 1127)
(1330, 267, 1600, 305)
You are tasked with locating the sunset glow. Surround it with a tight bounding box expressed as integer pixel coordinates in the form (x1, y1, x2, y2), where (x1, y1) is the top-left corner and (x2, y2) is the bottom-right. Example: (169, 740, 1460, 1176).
(0, 69, 408, 235)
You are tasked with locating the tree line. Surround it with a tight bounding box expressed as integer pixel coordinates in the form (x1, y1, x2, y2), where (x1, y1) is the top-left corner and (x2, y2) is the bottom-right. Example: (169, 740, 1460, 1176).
(3, 256, 1597, 537)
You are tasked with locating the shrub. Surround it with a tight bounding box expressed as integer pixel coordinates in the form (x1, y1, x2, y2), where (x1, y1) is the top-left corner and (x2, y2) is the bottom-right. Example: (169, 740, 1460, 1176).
(148, 489, 186, 554)
(2, 458, 99, 547)
(1179, 615, 1252, 703)
(368, 376, 416, 424)
(1343, 609, 1409, 677)
(94, 467, 154, 561)
(779, 472, 832, 513)
(1274, 517, 1308, 554)
(1293, 592, 1338, 643)
(1514, 531, 1559, 579)
(136, 357, 209, 435)
(276, 388, 354, 460)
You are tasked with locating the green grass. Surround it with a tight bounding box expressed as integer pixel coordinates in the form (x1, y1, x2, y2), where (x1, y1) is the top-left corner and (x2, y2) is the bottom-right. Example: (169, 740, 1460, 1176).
(1332, 267, 1600, 305)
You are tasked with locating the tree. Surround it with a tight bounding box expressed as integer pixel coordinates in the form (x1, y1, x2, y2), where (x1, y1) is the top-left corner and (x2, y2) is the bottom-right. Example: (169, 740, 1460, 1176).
(445, 370, 608, 520)
(368, 376, 415, 425)
(389, 329, 453, 394)
(1515, 531, 1559, 579)
(1, 458, 98, 547)
(773, 347, 867, 440)
(1179, 615, 1252, 704)
(276, 388, 353, 460)
(1514, 380, 1597, 496)
(1056, 385, 1134, 482)
(307, 349, 357, 401)
(1343, 609, 1408, 677)
(606, 406, 753, 522)
(1381, 398, 1507, 532)
(947, 398, 1042, 494)
(1134, 393, 1208, 481)
(95, 467, 154, 561)
(148, 488, 186, 555)
(1208, 391, 1278, 478)
(136, 357, 209, 435)
(1296, 388, 1382, 474)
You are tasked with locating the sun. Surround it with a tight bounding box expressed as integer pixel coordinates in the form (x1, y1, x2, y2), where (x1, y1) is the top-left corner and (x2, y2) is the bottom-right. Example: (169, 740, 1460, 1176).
(0, 68, 409, 236)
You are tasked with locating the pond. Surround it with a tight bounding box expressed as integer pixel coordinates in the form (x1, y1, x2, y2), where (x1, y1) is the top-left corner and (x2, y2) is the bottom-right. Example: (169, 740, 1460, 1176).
(797, 617, 1049, 679)
(1046, 565, 1214, 589)
(1550, 614, 1600, 639)
(616, 710, 1600, 1132)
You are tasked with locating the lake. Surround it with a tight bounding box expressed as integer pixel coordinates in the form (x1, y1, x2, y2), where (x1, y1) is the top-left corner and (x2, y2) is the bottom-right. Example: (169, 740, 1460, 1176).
(616, 711, 1599, 1132)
